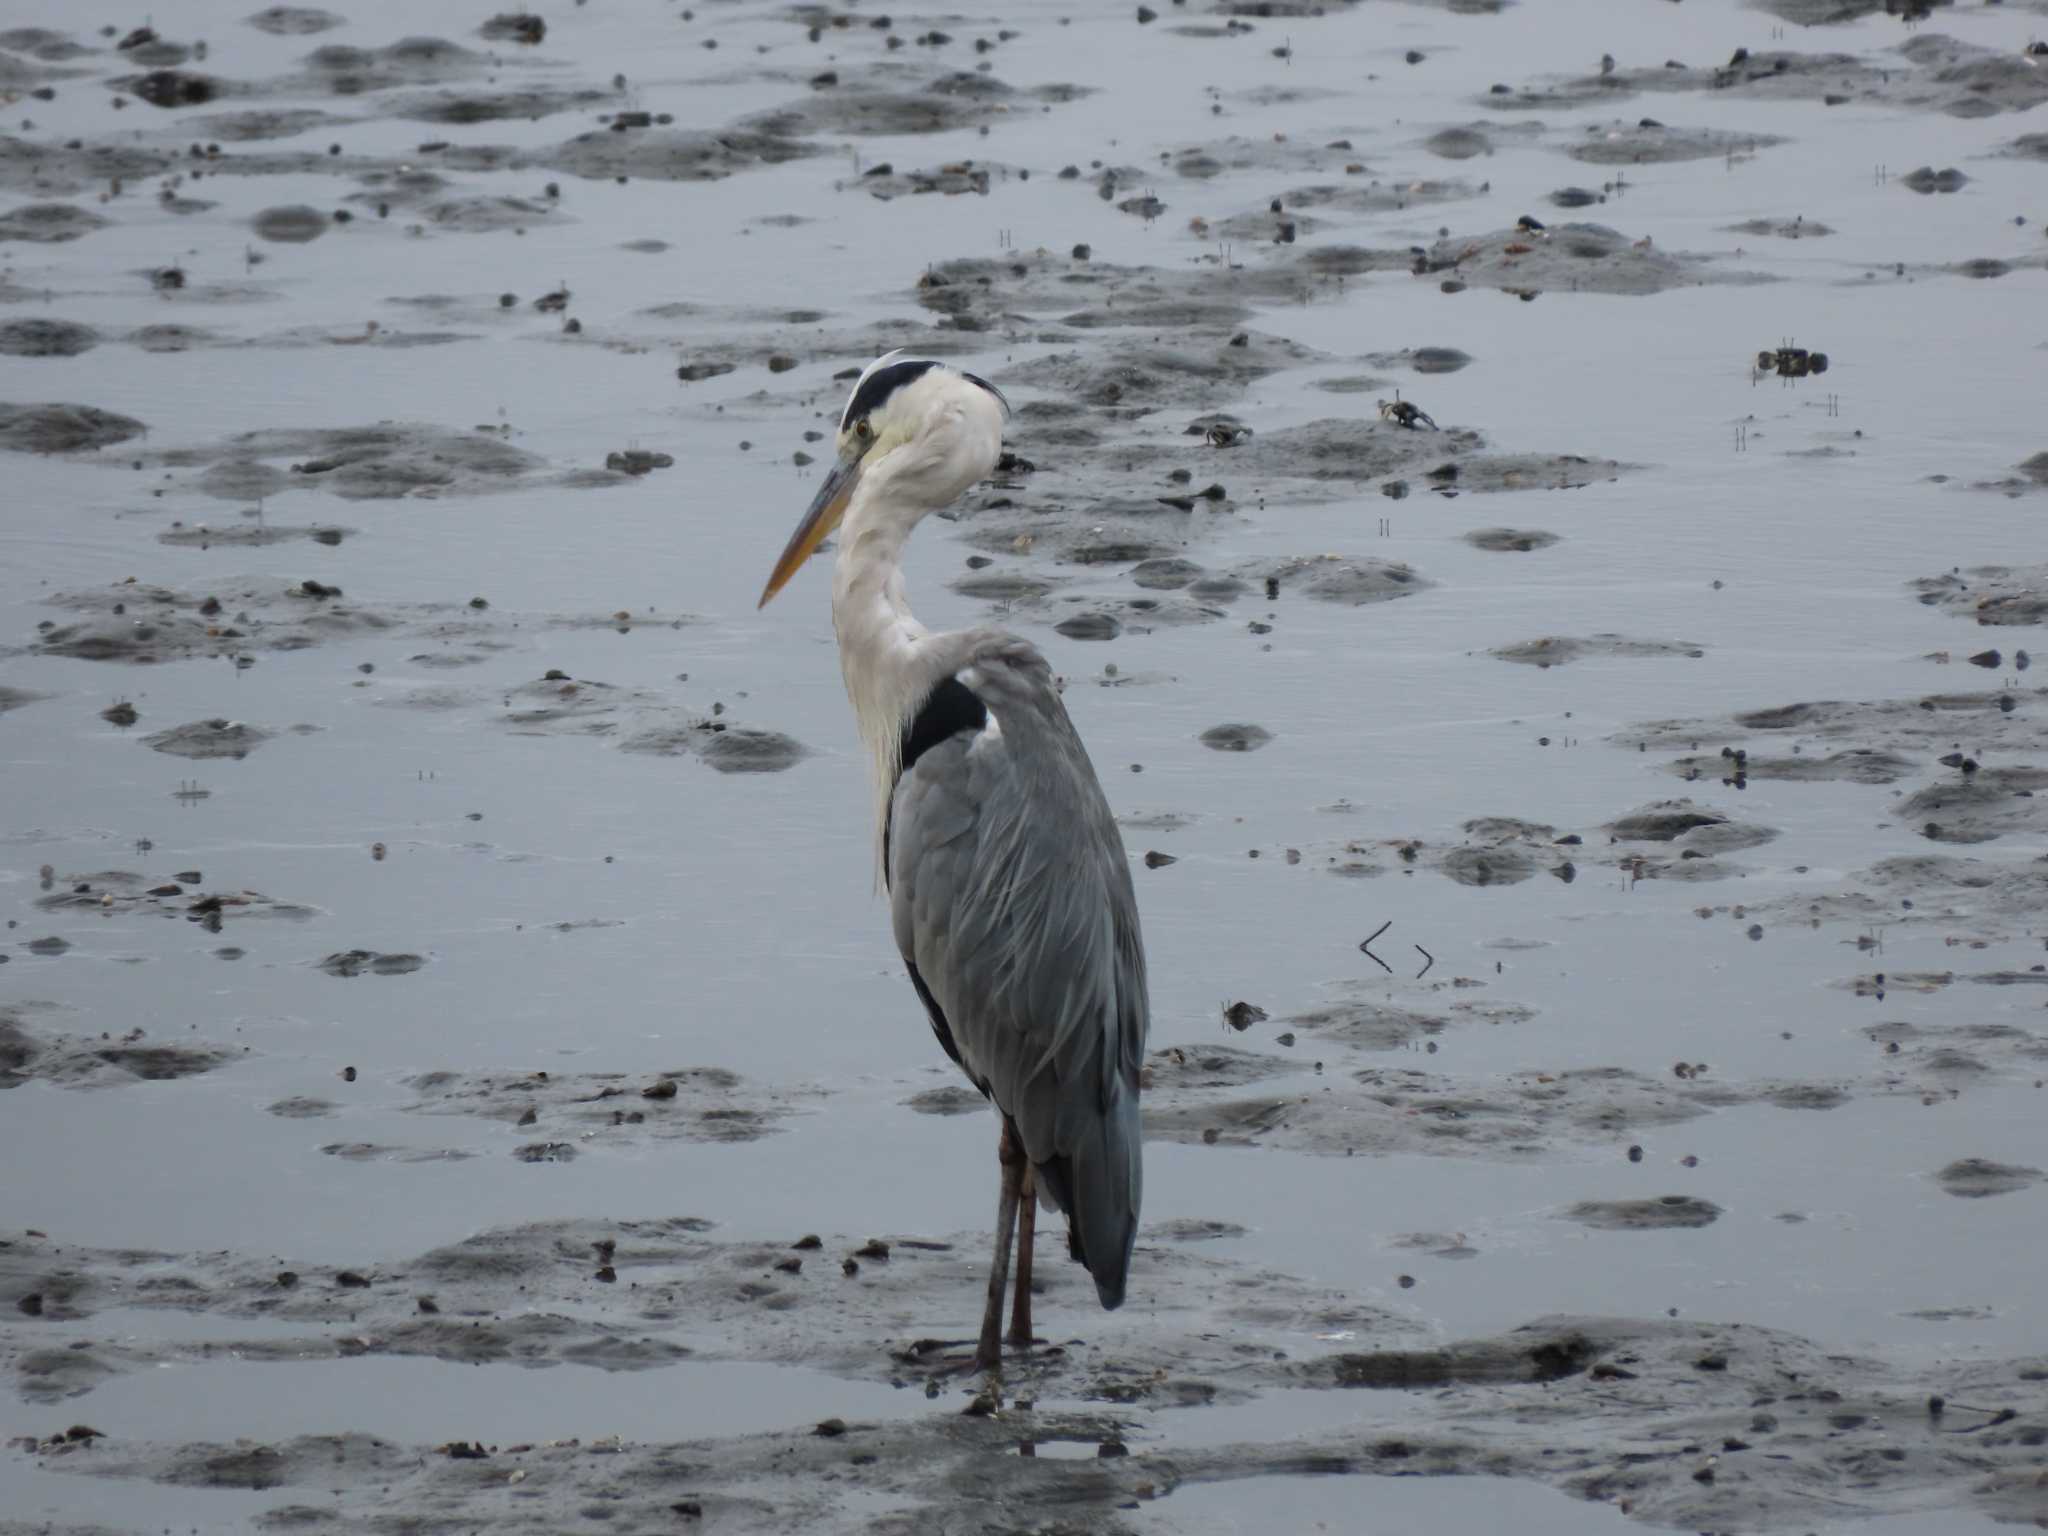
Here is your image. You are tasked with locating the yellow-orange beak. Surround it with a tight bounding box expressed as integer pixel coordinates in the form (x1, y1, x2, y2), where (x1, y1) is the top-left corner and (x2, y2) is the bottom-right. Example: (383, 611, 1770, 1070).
(758, 452, 864, 609)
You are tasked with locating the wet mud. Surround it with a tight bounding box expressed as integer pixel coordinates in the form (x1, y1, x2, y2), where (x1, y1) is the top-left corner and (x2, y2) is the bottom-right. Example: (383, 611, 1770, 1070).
(6, 1, 2048, 1532)
(1491, 634, 1706, 666)
(1, 1006, 243, 1090)
(1488, 32, 2048, 120)
(1913, 563, 2048, 625)
(9, 1224, 2048, 1533)
(0, 404, 145, 454)
(1421, 221, 1769, 295)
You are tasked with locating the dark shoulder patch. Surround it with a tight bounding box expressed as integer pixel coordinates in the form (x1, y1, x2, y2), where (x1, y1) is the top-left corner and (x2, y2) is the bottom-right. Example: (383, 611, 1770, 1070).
(906, 957, 976, 1081)
(883, 675, 988, 889)
(842, 358, 938, 432)
(958, 370, 1011, 418)
(900, 674, 987, 774)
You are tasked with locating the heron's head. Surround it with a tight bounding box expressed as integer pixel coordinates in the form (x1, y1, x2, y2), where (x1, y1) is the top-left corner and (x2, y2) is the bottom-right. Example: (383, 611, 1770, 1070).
(758, 350, 1009, 608)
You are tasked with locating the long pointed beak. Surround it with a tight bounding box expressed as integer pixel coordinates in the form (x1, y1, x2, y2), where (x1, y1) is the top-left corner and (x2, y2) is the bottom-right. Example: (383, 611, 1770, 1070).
(758, 453, 864, 609)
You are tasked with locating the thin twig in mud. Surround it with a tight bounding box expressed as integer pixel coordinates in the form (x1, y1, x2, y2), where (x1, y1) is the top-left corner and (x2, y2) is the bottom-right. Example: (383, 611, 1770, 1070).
(1941, 1408, 2018, 1433)
(1415, 944, 1434, 979)
(1359, 920, 1392, 974)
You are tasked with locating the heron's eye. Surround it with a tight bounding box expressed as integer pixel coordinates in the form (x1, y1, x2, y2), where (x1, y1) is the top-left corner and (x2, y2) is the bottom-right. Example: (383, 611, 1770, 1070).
(854, 418, 873, 442)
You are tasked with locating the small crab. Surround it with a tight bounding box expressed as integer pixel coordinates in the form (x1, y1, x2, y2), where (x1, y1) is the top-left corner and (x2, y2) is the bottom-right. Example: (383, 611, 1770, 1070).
(1377, 397, 1438, 431)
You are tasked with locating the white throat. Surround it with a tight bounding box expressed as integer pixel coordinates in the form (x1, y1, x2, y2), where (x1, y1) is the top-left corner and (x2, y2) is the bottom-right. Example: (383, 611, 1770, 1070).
(820, 365, 1006, 876)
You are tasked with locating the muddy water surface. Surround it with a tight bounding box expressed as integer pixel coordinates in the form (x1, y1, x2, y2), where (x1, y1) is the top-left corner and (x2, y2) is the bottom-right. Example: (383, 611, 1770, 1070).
(4, 0, 2047, 1532)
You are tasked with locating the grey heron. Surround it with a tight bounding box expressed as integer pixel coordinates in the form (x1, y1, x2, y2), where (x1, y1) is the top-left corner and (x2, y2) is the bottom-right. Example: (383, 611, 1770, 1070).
(758, 351, 1148, 1374)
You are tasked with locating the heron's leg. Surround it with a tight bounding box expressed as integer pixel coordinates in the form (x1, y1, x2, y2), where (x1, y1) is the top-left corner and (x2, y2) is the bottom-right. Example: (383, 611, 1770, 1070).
(1008, 1165, 1035, 1348)
(976, 1122, 1025, 1374)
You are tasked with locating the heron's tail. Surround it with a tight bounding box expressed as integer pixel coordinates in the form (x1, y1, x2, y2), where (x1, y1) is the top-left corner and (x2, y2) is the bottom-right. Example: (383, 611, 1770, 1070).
(1039, 1076, 1142, 1310)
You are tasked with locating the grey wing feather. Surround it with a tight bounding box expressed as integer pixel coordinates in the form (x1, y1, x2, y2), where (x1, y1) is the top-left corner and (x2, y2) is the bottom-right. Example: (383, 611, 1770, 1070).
(889, 634, 1147, 1309)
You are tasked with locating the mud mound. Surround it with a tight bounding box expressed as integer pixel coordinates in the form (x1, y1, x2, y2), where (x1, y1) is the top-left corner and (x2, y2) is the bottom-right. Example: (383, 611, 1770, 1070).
(394, 86, 609, 124)
(1912, 564, 2048, 625)
(541, 126, 815, 183)
(251, 204, 330, 242)
(298, 36, 489, 92)
(191, 107, 346, 140)
(1617, 688, 2047, 759)
(1230, 555, 1431, 606)
(0, 201, 111, 241)
(142, 718, 278, 759)
(1562, 1195, 1722, 1230)
(1466, 527, 1558, 551)
(1005, 333, 1319, 413)
(0, 1008, 240, 1090)
(1567, 122, 1784, 165)
(33, 579, 394, 662)
(401, 1066, 804, 1146)
(246, 8, 345, 35)
(0, 319, 100, 357)
(1424, 222, 1768, 295)
(0, 402, 146, 453)
(148, 422, 552, 500)
(749, 75, 1089, 139)
(1665, 747, 1916, 785)
(1492, 634, 1704, 666)
(1934, 1158, 2043, 1199)
(1899, 766, 2048, 844)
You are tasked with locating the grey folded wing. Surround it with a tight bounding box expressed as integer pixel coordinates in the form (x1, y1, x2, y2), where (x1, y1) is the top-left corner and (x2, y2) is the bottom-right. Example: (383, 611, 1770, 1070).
(887, 635, 1147, 1306)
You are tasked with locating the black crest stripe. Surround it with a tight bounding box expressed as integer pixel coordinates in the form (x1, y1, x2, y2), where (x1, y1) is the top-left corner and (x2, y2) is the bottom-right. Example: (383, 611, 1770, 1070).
(841, 358, 938, 432)
(958, 370, 1010, 417)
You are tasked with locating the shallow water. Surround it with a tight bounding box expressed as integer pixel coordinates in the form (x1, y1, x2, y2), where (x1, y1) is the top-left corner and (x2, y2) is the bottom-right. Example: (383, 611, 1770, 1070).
(4, 0, 2047, 1530)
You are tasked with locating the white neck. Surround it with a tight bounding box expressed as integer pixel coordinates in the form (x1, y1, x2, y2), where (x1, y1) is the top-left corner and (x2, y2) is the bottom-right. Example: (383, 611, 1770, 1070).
(832, 474, 935, 871)
(819, 364, 1006, 877)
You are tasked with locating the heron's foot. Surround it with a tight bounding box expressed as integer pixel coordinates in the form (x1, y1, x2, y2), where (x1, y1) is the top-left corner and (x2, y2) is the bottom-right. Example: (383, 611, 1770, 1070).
(895, 1337, 978, 1368)
(894, 1336, 1002, 1384)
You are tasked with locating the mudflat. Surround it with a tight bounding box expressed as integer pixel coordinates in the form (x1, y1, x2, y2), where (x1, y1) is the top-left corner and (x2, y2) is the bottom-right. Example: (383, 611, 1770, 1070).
(3, 1, 2046, 1532)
